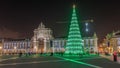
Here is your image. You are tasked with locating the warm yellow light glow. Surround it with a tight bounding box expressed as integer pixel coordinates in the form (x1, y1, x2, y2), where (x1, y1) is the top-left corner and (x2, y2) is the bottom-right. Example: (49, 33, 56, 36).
(14, 46, 17, 49)
(118, 46, 120, 52)
(34, 46, 38, 53)
(118, 46, 120, 49)
(34, 46, 37, 49)
(73, 4, 75, 8)
(0, 46, 2, 49)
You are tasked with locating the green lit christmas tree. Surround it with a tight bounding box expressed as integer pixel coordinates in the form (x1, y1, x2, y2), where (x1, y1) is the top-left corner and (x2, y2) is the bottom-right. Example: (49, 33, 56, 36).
(64, 5, 84, 56)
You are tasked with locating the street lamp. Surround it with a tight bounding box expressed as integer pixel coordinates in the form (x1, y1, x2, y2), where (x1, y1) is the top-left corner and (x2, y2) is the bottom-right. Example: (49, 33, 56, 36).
(85, 22, 88, 26)
(83, 19, 94, 36)
(85, 22, 89, 32)
(85, 22, 89, 52)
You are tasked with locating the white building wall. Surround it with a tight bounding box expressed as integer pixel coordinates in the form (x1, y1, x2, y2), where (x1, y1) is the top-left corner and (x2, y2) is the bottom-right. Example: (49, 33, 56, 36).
(32, 22, 53, 53)
(2, 40, 31, 54)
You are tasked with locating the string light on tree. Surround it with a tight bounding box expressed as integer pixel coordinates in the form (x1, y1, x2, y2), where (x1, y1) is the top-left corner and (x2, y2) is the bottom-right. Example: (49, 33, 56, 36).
(64, 4, 84, 56)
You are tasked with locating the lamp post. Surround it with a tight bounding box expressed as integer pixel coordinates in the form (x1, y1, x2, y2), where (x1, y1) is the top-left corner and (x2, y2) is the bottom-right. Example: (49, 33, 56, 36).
(85, 22, 89, 32)
(85, 22, 89, 53)
(85, 22, 89, 39)
(83, 19, 93, 36)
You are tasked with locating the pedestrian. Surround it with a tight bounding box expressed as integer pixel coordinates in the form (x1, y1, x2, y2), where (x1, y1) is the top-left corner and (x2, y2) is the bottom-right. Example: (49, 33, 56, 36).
(113, 51, 117, 62)
(19, 51, 22, 57)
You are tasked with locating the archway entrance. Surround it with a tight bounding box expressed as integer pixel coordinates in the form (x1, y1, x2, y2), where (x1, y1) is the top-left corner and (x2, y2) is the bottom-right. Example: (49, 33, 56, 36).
(38, 38, 44, 53)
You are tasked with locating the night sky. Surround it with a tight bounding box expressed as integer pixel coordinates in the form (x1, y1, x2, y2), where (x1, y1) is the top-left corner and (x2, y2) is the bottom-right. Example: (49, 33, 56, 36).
(0, 0, 120, 42)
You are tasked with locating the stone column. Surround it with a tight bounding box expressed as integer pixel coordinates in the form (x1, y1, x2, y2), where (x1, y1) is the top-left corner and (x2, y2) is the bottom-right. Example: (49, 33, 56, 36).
(94, 38, 98, 53)
(44, 38, 47, 53)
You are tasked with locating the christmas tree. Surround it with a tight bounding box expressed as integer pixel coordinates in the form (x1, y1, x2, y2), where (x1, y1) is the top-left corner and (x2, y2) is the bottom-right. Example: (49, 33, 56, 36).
(64, 5, 84, 56)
